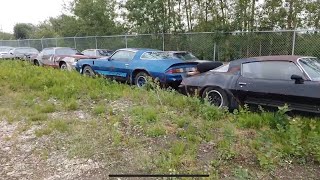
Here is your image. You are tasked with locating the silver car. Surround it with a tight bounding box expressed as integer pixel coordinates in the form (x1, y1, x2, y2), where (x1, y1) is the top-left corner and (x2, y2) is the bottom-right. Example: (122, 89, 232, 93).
(0, 46, 14, 59)
(8, 47, 39, 60)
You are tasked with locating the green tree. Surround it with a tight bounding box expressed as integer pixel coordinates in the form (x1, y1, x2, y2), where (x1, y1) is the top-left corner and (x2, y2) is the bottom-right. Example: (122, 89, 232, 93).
(13, 23, 35, 39)
(72, 0, 124, 35)
(0, 32, 13, 40)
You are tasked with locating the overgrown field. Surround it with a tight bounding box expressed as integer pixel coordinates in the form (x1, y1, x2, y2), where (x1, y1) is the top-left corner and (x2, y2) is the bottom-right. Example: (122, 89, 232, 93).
(0, 61, 319, 179)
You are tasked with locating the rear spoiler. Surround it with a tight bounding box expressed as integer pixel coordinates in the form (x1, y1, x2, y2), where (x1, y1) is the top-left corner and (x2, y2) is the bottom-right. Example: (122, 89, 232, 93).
(168, 62, 199, 69)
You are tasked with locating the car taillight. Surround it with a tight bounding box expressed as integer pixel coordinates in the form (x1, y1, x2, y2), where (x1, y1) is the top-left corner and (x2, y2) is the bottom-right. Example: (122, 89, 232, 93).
(166, 68, 184, 74)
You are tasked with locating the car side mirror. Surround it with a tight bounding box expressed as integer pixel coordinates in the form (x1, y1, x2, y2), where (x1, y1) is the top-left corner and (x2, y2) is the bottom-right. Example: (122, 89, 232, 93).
(291, 74, 304, 84)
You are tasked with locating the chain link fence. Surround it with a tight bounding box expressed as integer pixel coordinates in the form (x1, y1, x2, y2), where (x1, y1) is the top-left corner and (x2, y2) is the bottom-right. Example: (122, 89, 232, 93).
(0, 30, 319, 61)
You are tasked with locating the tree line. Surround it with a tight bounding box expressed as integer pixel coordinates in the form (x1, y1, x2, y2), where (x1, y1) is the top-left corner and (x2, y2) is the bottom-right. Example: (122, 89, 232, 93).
(3, 0, 320, 40)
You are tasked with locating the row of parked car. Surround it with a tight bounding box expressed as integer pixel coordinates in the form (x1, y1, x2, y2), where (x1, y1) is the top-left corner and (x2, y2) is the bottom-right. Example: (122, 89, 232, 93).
(2, 46, 320, 114)
(0, 46, 115, 60)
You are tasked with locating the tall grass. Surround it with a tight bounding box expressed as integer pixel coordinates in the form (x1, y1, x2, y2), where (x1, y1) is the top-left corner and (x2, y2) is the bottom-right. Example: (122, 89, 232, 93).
(0, 61, 319, 177)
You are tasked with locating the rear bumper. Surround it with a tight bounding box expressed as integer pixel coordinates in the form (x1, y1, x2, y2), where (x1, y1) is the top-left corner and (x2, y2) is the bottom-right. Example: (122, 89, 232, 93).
(163, 74, 184, 89)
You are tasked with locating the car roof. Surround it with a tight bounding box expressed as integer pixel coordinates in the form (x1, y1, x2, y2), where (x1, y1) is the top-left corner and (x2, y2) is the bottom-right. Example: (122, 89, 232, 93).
(44, 47, 75, 50)
(13, 47, 37, 49)
(167, 51, 189, 53)
(82, 49, 113, 51)
(0, 46, 13, 48)
(229, 55, 316, 69)
(117, 48, 159, 52)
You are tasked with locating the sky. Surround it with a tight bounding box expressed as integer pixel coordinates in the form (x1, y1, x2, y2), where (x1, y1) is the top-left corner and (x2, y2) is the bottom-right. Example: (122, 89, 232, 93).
(0, 0, 72, 33)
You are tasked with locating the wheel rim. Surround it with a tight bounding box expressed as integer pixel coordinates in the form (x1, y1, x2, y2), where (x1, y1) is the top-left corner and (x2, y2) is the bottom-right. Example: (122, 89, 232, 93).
(60, 64, 67, 70)
(206, 90, 223, 108)
(84, 68, 92, 76)
(136, 76, 147, 87)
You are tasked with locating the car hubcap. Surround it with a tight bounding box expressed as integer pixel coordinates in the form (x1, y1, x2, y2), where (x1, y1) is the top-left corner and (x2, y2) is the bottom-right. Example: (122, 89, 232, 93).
(207, 90, 223, 108)
(136, 76, 147, 87)
(84, 69, 92, 76)
(61, 64, 67, 70)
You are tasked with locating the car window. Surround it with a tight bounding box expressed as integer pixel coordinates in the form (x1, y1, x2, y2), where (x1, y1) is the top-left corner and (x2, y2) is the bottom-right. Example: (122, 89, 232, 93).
(82, 50, 89, 55)
(98, 49, 113, 56)
(43, 49, 54, 56)
(298, 57, 320, 81)
(82, 50, 95, 56)
(55, 48, 79, 55)
(15, 48, 39, 54)
(242, 61, 303, 80)
(173, 52, 199, 61)
(111, 50, 135, 61)
(140, 51, 172, 60)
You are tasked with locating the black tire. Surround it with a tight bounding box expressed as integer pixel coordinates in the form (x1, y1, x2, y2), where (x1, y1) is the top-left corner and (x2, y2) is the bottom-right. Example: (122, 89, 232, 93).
(197, 61, 223, 73)
(60, 62, 67, 70)
(34, 60, 40, 66)
(202, 87, 229, 108)
(134, 71, 149, 87)
(83, 65, 95, 77)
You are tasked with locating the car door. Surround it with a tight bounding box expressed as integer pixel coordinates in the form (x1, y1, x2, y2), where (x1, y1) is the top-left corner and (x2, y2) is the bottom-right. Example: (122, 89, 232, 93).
(40, 48, 54, 66)
(107, 50, 136, 82)
(234, 60, 317, 110)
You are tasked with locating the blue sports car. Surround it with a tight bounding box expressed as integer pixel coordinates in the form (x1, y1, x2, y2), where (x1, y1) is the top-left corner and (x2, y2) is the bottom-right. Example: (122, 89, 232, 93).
(75, 48, 198, 88)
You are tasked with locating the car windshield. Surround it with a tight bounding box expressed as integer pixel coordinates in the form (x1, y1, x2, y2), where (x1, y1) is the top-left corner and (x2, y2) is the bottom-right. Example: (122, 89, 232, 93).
(299, 57, 320, 81)
(141, 51, 173, 60)
(16, 48, 39, 53)
(98, 49, 113, 56)
(0, 47, 12, 52)
(56, 48, 80, 56)
(173, 52, 199, 61)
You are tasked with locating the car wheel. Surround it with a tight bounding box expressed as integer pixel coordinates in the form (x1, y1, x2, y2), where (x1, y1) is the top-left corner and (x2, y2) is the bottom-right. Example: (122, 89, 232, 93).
(202, 87, 229, 108)
(134, 71, 149, 87)
(34, 60, 40, 66)
(60, 62, 67, 70)
(83, 65, 95, 77)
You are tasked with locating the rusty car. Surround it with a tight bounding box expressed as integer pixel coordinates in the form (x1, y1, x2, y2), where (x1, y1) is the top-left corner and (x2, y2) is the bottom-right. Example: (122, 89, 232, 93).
(31, 47, 96, 70)
(179, 55, 320, 113)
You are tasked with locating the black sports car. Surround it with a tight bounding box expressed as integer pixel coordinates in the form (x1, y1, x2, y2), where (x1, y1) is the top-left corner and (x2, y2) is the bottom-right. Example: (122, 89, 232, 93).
(179, 55, 320, 113)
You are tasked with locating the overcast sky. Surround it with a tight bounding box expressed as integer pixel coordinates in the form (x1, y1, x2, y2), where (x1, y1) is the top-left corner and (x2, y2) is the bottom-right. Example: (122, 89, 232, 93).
(0, 0, 72, 33)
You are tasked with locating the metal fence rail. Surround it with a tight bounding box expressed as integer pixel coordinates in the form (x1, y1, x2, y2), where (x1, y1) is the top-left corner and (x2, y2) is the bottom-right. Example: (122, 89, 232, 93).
(1, 30, 320, 61)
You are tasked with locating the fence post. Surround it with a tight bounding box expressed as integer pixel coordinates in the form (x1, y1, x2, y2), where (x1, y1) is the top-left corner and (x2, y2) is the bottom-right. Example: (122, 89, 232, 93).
(162, 33, 165, 51)
(259, 40, 262, 56)
(41, 37, 44, 50)
(213, 42, 216, 61)
(125, 34, 128, 48)
(95, 36, 98, 49)
(291, 30, 296, 55)
(74, 37, 77, 49)
(55, 37, 58, 47)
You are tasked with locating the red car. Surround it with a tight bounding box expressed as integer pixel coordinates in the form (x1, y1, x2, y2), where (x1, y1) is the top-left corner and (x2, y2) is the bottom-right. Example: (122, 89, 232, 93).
(31, 47, 97, 70)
